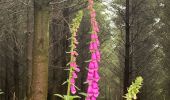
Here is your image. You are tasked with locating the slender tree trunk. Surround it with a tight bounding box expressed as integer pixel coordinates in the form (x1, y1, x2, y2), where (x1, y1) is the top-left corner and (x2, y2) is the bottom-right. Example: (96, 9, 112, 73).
(123, 0, 130, 96)
(13, 46, 19, 100)
(26, 0, 33, 99)
(12, 11, 20, 100)
(5, 45, 10, 100)
(30, 3, 50, 100)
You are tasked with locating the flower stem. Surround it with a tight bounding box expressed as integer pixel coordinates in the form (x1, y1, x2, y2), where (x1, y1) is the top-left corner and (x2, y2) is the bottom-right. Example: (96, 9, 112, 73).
(66, 34, 75, 99)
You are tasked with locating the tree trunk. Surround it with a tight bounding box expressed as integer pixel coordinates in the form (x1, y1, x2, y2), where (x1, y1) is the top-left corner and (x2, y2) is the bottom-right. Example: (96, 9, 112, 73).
(13, 46, 19, 100)
(31, 4, 49, 100)
(12, 11, 20, 100)
(26, 0, 33, 99)
(123, 0, 130, 96)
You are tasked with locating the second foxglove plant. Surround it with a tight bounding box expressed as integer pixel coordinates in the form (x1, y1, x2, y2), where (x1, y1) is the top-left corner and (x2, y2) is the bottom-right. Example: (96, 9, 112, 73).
(54, 10, 83, 100)
(67, 10, 83, 98)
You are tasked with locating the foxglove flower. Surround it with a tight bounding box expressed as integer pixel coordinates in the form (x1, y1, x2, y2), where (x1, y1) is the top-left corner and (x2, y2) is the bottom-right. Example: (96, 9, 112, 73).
(67, 11, 83, 95)
(69, 34, 79, 94)
(86, 0, 101, 100)
(71, 85, 76, 94)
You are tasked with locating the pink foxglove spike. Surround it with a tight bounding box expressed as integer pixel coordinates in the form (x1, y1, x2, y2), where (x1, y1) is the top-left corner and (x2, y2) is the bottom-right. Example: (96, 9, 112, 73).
(86, 0, 101, 99)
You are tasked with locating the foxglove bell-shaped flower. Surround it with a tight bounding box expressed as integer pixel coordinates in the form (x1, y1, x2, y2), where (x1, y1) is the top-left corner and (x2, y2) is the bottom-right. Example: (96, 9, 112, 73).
(86, 0, 101, 100)
(89, 42, 98, 50)
(91, 33, 98, 39)
(89, 62, 95, 69)
(71, 85, 76, 94)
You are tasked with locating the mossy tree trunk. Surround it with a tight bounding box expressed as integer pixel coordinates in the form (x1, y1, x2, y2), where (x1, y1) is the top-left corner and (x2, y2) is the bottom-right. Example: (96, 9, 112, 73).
(31, 1, 50, 100)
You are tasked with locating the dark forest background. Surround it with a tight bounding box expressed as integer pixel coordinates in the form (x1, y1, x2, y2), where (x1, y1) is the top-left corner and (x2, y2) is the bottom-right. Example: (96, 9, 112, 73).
(0, 0, 170, 100)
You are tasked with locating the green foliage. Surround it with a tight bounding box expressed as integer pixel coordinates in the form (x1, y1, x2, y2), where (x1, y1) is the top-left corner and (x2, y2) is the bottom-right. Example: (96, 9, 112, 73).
(54, 94, 80, 100)
(79, 92, 87, 97)
(54, 92, 87, 100)
(124, 76, 143, 100)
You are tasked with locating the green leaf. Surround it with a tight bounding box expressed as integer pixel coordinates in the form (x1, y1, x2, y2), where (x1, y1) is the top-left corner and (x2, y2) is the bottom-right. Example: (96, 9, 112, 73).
(54, 94, 64, 99)
(62, 80, 68, 85)
(72, 84, 80, 91)
(84, 59, 91, 63)
(63, 95, 81, 100)
(64, 69, 70, 71)
(85, 67, 89, 71)
(83, 81, 88, 84)
(66, 51, 71, 54)
(67, 37, 72, 40)
(66, 62, 71, 66)
(79, 92, 87, 97)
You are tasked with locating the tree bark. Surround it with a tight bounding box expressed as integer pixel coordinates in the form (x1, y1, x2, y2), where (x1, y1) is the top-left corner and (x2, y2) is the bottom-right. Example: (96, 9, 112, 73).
(30, 4, 50, 100)
(12, 11, 20, 100)
(13, 46, 19, 100)
(123, 0, 130, 96)
(26, 0, 33, 99)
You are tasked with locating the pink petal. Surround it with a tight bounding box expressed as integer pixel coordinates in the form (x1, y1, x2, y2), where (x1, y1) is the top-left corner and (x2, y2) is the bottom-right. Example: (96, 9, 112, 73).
(90, 11, 96, 18)
(87, 86, 93, 97)
(94, 92, 99, 97)
(92, 42, 98, 50)
(93, 61, 98, 69)
(70, 62, 77, 67)
(88, 69, 94, 73)
(91, 96, 96, 100)
(89, 62, 95, 69)
(86, 80, 93, 85)
(89, 42, 94, 50)
(87, 72, 94, 80)
(95, 50, 100, 62)
(70, 78, 75, 84)
(92, 82, 98, 89)
(91, 33, 98, 39)
(72, 71, 77, 78)
(95, 39, 100, 46)
(93, 88, 99, 94)
(74, 67, 80, 72)
(91, 53, 97, 60)
(89, 42, 98, 50)
(94, 71, 100, 82)
(71, 85, 76, 94)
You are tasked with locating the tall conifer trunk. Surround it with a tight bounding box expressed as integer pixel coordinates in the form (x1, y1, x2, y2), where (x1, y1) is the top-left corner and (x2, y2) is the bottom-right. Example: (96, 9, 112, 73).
(123, 0, 130, 96)
(12, 11, 20, 100)
(26, 0, 33, 99)
(31, 1, 50, 99)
